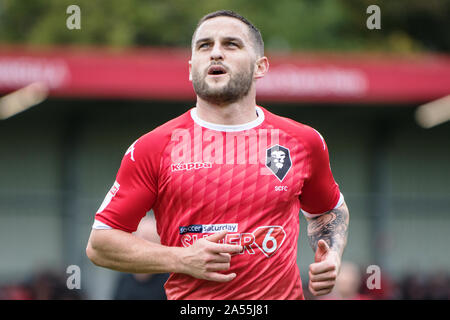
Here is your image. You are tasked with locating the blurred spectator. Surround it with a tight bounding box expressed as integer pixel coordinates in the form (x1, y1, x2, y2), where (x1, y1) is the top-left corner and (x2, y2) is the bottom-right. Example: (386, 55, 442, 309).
(0, 284, 32, 300)
(303, 262, 450, 300)
(0, 269, 84, 300)
(1, 252, 449, 300)
(0, 214, 168, 300)
(112, 214, 170, 300)
(29, 270, 64, 300)
(27, 269, 84, 300)
(113, 273, 169, 300)
(319, 261, 371, 300)
(359, 266, 397, 300)
(398, 272, 426, 299)
(335, 261, 371, 300)
(425, 270, 450, 300)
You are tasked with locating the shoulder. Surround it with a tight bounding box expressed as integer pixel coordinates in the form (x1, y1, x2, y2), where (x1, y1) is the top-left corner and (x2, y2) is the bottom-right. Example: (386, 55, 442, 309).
(261, 106, 327, 152)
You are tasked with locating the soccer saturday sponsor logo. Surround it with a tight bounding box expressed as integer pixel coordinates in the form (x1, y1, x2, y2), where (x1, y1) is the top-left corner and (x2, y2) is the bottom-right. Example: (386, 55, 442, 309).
(179, 223, 238, 235)
(180, 224, 286, 258)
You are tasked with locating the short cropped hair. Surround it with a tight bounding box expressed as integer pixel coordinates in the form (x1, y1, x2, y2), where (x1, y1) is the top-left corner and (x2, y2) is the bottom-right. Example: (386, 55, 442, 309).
(191, 10, 264, 57)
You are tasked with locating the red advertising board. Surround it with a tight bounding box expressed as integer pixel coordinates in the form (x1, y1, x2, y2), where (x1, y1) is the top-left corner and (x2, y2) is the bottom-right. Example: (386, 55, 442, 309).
(0, 46, 449, 103)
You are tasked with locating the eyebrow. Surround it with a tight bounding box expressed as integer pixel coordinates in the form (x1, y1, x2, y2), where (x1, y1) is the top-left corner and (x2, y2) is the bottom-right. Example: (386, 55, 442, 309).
(194, 36, 245, 47)
(222, 37, 244, 46)
(194, 37, 212, 47)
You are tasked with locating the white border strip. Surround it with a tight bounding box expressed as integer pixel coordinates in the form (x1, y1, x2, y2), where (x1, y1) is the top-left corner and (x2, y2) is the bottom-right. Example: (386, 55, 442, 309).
(301, 193, 345, 218)
(92, 219, 113, 230)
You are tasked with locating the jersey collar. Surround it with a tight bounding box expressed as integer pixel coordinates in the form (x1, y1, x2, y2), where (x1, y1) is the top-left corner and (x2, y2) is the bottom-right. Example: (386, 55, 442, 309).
(190, 106, 265, 132)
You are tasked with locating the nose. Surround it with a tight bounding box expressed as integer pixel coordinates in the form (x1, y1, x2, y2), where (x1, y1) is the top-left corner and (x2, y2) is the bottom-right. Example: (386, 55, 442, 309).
(210, 42, 224, 61)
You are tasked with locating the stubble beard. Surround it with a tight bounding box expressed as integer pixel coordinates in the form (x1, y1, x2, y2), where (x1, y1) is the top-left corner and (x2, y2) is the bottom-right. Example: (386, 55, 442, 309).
(192, 63, 255, 105)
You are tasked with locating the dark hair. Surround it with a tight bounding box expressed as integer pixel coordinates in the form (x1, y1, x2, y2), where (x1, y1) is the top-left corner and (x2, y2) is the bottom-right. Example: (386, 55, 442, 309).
(192, 10, 264, 57)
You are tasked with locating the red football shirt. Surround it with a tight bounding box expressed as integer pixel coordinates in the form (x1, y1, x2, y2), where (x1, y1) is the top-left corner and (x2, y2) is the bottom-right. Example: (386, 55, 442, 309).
(94, 106, 343, 300)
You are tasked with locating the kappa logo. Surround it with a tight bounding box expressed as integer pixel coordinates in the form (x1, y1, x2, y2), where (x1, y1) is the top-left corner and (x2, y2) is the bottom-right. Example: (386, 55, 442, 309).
(171, 162, 212, 172)
(266, 145, 292, 182)
(180, 225, 286, 258)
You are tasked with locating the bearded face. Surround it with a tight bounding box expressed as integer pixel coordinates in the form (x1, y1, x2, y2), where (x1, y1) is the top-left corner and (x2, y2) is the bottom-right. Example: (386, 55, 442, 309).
(189, 16, 261, 106)
(191, 61, 255, 105)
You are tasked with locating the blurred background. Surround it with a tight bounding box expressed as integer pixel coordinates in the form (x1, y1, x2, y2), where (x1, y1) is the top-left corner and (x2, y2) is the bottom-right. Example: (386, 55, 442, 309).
(0, 0, 449, 300)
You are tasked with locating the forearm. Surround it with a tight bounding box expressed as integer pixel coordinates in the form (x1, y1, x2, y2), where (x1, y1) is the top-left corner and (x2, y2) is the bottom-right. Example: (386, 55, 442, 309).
(86, 229, 182, 274)
(306, 201, 349, 258)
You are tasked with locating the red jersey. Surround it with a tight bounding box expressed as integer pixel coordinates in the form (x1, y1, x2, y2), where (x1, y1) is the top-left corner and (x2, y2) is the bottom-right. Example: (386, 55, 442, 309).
(94, 106, 343, 300)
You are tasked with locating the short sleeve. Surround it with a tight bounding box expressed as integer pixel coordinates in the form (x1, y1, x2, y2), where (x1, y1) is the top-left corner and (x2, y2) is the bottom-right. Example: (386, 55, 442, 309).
(94, 138, 158, 233)
(300, 129, 343, 218)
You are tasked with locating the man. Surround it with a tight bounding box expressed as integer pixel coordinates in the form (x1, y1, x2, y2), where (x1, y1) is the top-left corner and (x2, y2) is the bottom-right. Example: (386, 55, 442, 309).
(86, 10, 349, 300)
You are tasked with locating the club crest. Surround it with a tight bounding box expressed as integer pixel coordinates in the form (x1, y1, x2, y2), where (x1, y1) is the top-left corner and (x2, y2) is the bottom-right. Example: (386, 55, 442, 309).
(266, 144, 292, 181)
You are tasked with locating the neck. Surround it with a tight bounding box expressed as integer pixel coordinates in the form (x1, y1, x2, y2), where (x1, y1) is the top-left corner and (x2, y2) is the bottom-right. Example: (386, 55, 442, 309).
(195, 87, 258, 125)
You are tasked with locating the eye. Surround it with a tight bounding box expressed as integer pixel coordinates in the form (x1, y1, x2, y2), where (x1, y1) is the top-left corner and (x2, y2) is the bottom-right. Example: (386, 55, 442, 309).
(226, 42, 238, 48)
(198, 42, 210, 49)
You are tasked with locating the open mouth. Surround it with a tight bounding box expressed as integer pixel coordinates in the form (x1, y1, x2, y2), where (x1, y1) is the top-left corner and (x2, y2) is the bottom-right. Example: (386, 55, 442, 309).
(207, 65, 227, 76)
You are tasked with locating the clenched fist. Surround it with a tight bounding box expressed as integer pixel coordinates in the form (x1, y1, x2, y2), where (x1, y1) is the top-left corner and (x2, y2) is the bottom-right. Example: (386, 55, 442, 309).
(308, 239, 341, 296)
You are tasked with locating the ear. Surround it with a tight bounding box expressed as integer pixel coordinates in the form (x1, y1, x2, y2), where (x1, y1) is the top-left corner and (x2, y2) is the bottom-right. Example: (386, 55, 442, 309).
(254, 56, 269, 80)
(188, 60, 192, 81)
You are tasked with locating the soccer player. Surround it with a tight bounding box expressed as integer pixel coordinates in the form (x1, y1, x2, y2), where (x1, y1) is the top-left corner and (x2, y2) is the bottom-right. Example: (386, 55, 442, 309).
(86, 10, 350, 300)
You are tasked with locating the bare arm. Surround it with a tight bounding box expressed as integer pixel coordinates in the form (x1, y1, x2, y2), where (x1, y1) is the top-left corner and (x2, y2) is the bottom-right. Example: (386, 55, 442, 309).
(306, 201, 349, 258)
(305, 201, 350, 296)
(86, 228, 242, 282)
(86, 228, 180, 274)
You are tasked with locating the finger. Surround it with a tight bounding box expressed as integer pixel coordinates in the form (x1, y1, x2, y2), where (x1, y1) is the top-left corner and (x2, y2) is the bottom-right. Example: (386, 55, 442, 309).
(309, 269, 337, 282)
(204, 272, 237, 282)
(206, 262, 231, 272)
(206, 230, 228, 243)
(309, 280, 335, 292)
(309, 261, 336, 275)
(310, 287, 333, 297)
(212, 253, 231, 263)
(314, 240, 330, 263)
(317, 239, 330, 253)
(210, 243, 243, 254)
(309, 282, 333, 297)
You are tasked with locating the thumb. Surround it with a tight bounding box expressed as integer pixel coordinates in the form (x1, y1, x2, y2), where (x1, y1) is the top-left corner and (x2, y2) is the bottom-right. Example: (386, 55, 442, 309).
(315, 240, 330, 262)
(205, 230, 228, 243)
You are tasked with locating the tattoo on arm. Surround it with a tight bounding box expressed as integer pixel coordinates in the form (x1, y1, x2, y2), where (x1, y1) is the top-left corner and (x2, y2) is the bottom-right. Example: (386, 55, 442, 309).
(306, 202, 349, 255)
